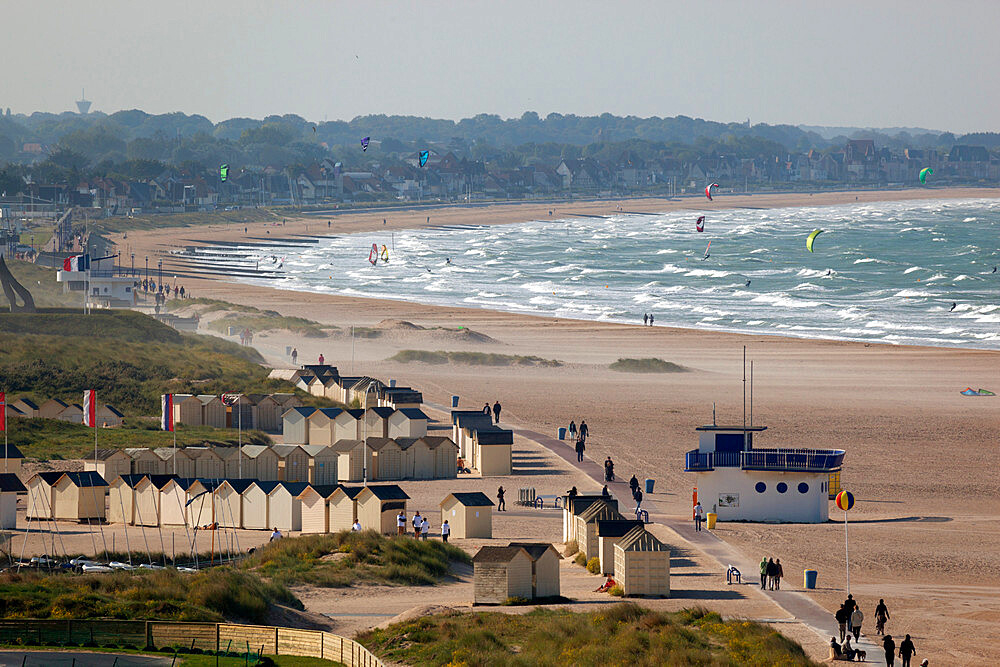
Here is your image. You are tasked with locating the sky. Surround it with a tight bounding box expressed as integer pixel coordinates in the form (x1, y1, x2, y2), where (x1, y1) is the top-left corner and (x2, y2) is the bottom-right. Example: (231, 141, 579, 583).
(2, 1, 999, 133)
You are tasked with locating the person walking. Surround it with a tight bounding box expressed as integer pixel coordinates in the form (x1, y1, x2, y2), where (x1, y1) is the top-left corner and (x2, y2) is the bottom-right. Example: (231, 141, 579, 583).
(648, 314, 654, 326)
(899, 634, 916, 667)
(775, 558, 784, 590)
(411, 511, 422, 537)
(883, 634, 896, 667)
(396, 511, 407, 536)
(761, 557, 770, 591)
(835, 605, 848, 643)
(318, 353, 325, 365)
(420, 516, 430, 540)
(574, 436, 585, 462)
(496, 486, 505, 511)
(875, 598, 890, 635)
(492, 400, 502, 424)
(441, 520, 450, 542)
(643, 313, 648, 326)
(604, 456, 615, 482)
(568, 420, 577, 440)
(632, 487, 643, 514)
(579, 420, 589, 442)
(693, 501, 705, 531)
(629, 475, 639, 497)
(850, 606, 864, 642)
(766, 558, 777, 590)
(270, 527, 282, 542)
(291, 347, 298, 365)
(843, 594, 857, 614)
(482, 402, 491, 417)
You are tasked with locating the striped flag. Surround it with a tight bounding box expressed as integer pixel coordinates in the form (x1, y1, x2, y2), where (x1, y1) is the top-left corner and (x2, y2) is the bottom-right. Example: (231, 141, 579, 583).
(161, 394, 174, 432)
(0, 391, 5, 433)
(83, 390, 96, 428)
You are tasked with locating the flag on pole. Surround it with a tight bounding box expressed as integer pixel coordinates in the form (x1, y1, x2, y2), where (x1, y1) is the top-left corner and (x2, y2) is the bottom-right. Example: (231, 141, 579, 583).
(62, 254, 91, 272)
(0, 391, 5, 433)
(83, 390, 96, 428)
(161, 394, 174, 432)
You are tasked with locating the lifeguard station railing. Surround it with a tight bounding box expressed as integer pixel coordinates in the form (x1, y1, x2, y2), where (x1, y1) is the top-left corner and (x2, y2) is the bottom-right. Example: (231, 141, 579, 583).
(686, 448, 844, 473)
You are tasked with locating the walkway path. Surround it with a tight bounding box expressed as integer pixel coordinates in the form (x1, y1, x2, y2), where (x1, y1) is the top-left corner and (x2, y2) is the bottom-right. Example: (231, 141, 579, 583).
(427, 402, 886, 664)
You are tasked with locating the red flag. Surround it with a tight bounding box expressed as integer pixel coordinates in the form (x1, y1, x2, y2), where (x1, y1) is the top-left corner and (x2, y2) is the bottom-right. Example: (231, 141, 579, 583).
(83, 390, 96, 428)
(0, 391, 5, 433)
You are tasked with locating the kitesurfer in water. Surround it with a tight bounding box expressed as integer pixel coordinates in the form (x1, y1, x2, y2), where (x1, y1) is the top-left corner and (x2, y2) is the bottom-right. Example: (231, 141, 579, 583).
(446, 258, 451, 265)
(826, 269, 832, 277)
(745, 280, 751, 287)
(950, 302, 957, 312)
(993, 266, 997, 273)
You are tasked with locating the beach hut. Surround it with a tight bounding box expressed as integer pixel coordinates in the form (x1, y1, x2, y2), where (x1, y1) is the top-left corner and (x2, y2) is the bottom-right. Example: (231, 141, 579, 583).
(11, 398, 38, 418)
(25, 472, 62, 519)
(37, 398, 69, 420)
(307, 376, 328, 397)
(330, 376, 362, 404)
(55, 403, 84, 424)
(282, 406, 315, 445)
(159, 478, 197, 526)
(596, 519, 645, 576)
(155, 447, 193, 477)
(363, 407, 394, 438)
(133, 474, 176, 526)
(198, 395, 226, 429)
(574, 501, 623, 560)
(50, 472, 108, 521)
(473, 427, 513, 477)
(472, 546, 534, 605)
(126, 448, 161, 476)
(347, 378, 385, 406)
(0, 443, 24, 478)
(398, 438, 424, 479)
(428, 437, 459, 479)
(355, 484, 409, 534)
(388, 408, 429, 439)
(84, 449, 133, 486)
(249, 395, 282, 433)
(217, 479, 255, 529)
(331, 439, 368, 482)
(301, 445, 339, 485)
(440, 492, 494, 539)
(186, 447, 226, 479)
(380, 388, 423, 409)
(294, 375, 314, 393)
(273, 444, 310, 482)
(301, 363, 339, 381)
(613, 526, 670, 597)
(172, 394, 203, 426)
(4, 403, 24, 423)
(215, 446, 242, 478)
(369, 437, 404, 481)
(0, 473, 27, 529)
(332, 408, 364, 441)
(319, 376, 342, 400)
(298, 484, 341, 534)
(508, 542, 562, 599)
(95, 405, 124, 427)
(451, 411, 492, 460)
(186, 479, 221, 527)
(266, 481, 309, 532)
(241, 480, 278, 530)
(108, 474, 144, 525)
(270, 393, 302, 409)
(562, 495, 620, 544)
(306, 408, 341, 446)
(241, 445, 279, 481)
(328, 485, 363, 532)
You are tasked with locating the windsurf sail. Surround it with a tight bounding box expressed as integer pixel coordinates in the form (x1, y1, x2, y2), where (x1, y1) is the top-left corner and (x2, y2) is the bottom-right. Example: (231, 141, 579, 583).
(368, 243, 379, 266)
(380, 244, 389, 262)
(696, 215, 705, 232)
(806, 229, 824, 253)
(703, 240, 712, 258)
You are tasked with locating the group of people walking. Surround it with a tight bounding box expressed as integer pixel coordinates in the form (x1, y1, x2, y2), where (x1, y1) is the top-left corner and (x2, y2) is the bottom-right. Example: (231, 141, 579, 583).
(568, 419, 589, 461)
(395, 510, 451, 542)
(483, 401, 502, 424)
(832, 595, 922, 665)
(759, 556, 784, 590)
(641, 313, 655, 326)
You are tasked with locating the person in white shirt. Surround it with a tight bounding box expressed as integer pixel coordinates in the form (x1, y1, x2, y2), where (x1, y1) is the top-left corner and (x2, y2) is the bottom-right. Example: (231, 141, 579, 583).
(420, 516, 430, 540)
(396, 511, 407, 536)
(269, 527, 282, 541)
(412, 511, 422, 537)
(441, 520, 451, 542)
(694, 502, 705, 532)
(351, 520, 362, 532)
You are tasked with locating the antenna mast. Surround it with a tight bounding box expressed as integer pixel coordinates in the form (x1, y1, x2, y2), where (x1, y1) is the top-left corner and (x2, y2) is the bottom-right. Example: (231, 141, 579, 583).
(742, 346, 747, 438)
(750, 360, 754, 428)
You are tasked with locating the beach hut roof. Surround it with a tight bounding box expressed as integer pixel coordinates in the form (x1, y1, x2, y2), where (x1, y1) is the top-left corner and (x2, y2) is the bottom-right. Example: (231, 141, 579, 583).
(445, 492, 494, 507)
(333, 485, 364, 500)
(578, 501, 621, 523)
(173, 394, 195, 401)
(316, 407, 344, 419)
(163, 477, 198, 491)
(331, 439, 363, 453)
(473, 545, 527, 563)
(568, 495, 615, 516)
(33, 471, 66, 485)
(473, 427, 513, 445)
(185, 447, 220, 460)
(14, 397, 38, 410)
(451, 410, 489, 425)
(214, 447, 240, 461)
(271, 444, 303, 458)
(5, 405, 24, 416)
(269, 393, 297, 405)
(361, 484, 410, 501)
(103, 405, 125, 418)
(507, 542, 562, 562)
(0, 473, 28, 493)
(596, 519, 645, 537)
(116, 474, 148, 488)
(197, 395, 220, 405)
(193, 479, 224, 492)
(364, 437, 397, 451)
(138, 474, 179, 490)
(395, 437, 418, 451)
(93, 448, 127, 461)
(251, 480, 282, 494)
(56, 471, 108, 488)
(299, 444, 334, 456)
(422, 436, 456, 450)
(244, 393, 268, 403)
(272, 481, 310, 497)
(221, 479, 256, 493)
(299, 484, 341, 500)
(367, 406, 395, 418)
(0, 444, 24, 459)
(241, 445, 272, 459)
(42, 398, 69, 409)
(285, 406, 317, 420)
(397, 408, 429, 420)
(617, 526, 669, 552)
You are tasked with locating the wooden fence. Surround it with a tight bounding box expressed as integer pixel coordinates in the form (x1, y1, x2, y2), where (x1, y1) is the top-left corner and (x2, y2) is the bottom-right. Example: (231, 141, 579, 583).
(0, 619, 382, 666)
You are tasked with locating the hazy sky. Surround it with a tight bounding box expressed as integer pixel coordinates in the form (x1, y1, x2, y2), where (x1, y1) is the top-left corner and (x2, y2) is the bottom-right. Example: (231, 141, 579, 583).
(3, 1, 999, 133)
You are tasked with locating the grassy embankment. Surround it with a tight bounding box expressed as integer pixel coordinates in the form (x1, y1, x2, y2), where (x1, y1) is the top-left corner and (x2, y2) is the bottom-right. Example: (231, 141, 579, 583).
(361, 604, 819, 667)
(166, 297, 335, 338)
(609, 357, 689, 373)
(94, 208, 280, 234)
(390, 350, 561, 367)
(0, 259, 81, 308)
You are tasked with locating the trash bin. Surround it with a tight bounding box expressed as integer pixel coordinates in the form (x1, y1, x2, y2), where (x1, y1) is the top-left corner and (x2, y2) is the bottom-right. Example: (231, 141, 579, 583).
(558, 427, 567, 440)
(706, 512, 717, 530)
(451, 395, 459, 408)
(285, 346, 292, 356)
(389, 379, 397, 387)
(804, 569, 818, 589)
(645, 479, 654, 494)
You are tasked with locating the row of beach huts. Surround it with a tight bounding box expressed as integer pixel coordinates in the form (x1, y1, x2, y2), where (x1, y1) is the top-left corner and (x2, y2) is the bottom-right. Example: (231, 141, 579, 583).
(4, 397, 124, 426)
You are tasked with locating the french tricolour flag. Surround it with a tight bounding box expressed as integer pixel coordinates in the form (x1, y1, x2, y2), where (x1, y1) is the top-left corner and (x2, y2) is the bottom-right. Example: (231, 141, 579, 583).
(161, 394, 174, 432)
(83, 390, 96, 428)
(63, 254, 91, 272)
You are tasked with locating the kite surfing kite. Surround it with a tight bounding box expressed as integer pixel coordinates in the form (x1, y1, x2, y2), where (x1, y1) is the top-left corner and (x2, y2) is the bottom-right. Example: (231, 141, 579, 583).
(419, 150, 429, 167)
(219, 164, 229, 182)
(368, 243, 379, 266)
(919, 167, 933, 184)
(361, 137, 370, 151)
(806, 229, 824, 253)
(695, 216, 705, 232)
(961, 387, 995, 396)
(705, 183, 719, 201)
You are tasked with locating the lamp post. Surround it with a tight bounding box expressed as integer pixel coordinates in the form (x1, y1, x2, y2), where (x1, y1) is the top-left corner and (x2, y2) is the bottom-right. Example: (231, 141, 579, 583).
(131, 253, 135, 276)
(145, 256, 148, 282)
(158, 259, 162, 289)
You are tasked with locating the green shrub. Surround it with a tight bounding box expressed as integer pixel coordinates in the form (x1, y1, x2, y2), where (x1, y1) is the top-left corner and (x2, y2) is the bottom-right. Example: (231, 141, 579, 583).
(501, 596, 529, 606)
(586, 557, 601, 574)
(609, 357, 688, 373)
(608, 584, 624, 597)
(390, 349, 562, 367)
(573, 552, 587, 567)
(563, 540, 578, 556)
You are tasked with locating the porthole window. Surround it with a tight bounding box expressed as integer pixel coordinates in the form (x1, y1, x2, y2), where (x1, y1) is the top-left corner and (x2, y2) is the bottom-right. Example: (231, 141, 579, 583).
(798, 482, 809, 494)
(776, 482, 788, 494)
(755, 482, 766, 493)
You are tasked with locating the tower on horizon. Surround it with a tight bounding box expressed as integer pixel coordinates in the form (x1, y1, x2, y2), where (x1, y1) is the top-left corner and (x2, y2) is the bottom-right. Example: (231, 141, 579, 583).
(76, 88, 91, 115)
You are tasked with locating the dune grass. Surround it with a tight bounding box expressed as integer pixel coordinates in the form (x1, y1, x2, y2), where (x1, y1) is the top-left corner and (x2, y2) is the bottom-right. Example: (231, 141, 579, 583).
(360, 604, 819, 667)
(166, 298, 334, 338)
(390, 349, 561, 367)
(0, 568, 299, 624)
(609, 357, 688, 373)
(242, 531, 471, 588)
(96, 209, 279, 234)
(0, 259, 78, 308)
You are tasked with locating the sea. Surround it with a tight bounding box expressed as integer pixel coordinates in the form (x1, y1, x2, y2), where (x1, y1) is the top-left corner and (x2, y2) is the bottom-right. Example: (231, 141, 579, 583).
(221, 197, 1000, 349)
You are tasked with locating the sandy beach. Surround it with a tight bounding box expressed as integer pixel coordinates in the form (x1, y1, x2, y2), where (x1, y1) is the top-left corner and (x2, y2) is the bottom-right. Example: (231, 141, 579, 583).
(103, 188, 1000, 664)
